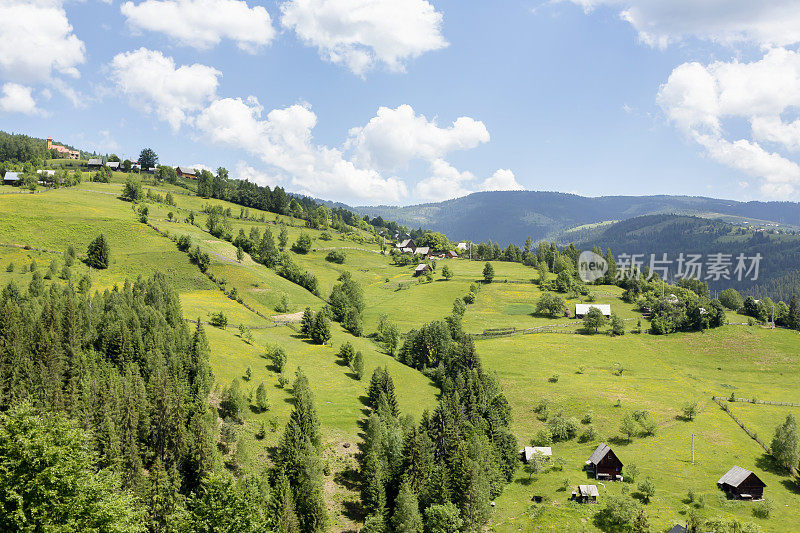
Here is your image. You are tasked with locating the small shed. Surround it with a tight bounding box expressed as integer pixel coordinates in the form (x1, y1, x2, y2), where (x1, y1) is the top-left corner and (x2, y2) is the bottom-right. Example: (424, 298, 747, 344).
(414, 264, 432, 276)
(717, 466, 765, 500)
(446, 250, 458, 258)
(575, 304, 611, 318)
(3, 171, 20, 184)
(106, 161, 120, 170)
(574, 485, 599, 503)
(87, 158, 102, 168)
(586, 443, 623, 480)
(667, 525, 688, 533)
(520, 446, 551, 463)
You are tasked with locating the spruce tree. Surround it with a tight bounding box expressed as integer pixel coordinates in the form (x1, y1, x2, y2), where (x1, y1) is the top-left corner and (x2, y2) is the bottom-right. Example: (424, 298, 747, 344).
(86, 233, 110, 269)
(255, 382, 269, 413)
(392, 482, 423, 533)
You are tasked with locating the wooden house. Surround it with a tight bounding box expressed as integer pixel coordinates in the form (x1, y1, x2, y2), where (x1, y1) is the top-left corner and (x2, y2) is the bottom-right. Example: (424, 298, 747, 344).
(87, 158, 103, 169)
(415, 246, 431, 257)
(586, 443, 623, 480)
(176, 166, 198, 179)
(717, 466, 765, 500)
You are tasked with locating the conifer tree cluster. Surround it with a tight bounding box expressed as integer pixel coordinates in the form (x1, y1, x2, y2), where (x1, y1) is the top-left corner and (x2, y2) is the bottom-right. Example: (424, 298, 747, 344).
(360, 315, 517, 532)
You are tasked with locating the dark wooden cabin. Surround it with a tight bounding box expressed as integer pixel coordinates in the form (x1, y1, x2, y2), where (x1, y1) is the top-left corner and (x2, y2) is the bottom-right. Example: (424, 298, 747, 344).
(717, 466, 765, 500)
(586, 443, 623, 480)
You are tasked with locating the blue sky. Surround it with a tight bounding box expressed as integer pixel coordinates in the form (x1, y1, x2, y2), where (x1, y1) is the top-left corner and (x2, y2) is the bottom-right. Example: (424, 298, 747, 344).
(2, 0, 800, 206)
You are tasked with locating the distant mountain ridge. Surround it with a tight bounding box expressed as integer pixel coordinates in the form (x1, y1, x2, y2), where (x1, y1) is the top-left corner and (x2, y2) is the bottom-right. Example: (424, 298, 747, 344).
(354, 191, 800, 244)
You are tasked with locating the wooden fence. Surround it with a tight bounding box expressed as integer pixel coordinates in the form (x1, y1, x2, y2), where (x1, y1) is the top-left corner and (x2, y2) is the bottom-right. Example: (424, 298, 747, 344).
(712, 397, 771, 454)
(712, 397, 800, 408)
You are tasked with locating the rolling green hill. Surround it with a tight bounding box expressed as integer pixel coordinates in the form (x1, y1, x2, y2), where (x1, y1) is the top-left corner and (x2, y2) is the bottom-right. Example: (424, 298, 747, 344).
(1, 177, 799, 532)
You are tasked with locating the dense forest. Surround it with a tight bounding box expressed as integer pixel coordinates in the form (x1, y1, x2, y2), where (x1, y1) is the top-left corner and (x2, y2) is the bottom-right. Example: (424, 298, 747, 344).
(0, 271, 332, 532)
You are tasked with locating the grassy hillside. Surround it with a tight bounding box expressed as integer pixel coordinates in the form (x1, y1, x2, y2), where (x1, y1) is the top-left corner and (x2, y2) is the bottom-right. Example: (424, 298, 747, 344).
(1, 182, 798, 532)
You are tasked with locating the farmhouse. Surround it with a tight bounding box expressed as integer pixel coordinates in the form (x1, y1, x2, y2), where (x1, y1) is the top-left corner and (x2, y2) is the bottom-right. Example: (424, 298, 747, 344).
(107, 161, 120, 170)
(586, 443, 623, 480)
(396, 239, 415, 253)
(176, 166, 198, 179)
(3, 171, 20, 185)
(46, 137, 80, 159)
(573, 485, 599, 503)
(36, 169, 55, 177)
(520, 446, 551, 463)
(457, 242, 468, 251)
(415, 246, 431, 257)
(575, 304, 611, 318)
(717, 466, 765, 500)
(87, 158, 103, 169)
(414, 264, 432, 276)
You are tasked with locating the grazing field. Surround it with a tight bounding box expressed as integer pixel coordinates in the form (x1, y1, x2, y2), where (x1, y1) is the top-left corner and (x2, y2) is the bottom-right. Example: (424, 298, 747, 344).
(478, 327, 800, 532)
(1, 183, 798, 532)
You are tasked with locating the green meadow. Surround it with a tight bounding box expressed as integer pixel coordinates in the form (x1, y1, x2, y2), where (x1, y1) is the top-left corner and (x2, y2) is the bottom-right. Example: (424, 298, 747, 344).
(1, 182, 798, 532)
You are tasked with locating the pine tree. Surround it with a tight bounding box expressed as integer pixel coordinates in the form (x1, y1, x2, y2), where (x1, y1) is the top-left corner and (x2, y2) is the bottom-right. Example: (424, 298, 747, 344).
(294, 437, 328, 532)
(352, 351, 364, 380)
(255, 382, 270, 413)
(789, 294, 800, 331)
(392, 482, 423, 533)
(86, 233, 110, 269)
(270, 471, 300, 533)
(310, 313, 331, 345)
(279, 226, 288, 250)
(300, 308, 314, 337)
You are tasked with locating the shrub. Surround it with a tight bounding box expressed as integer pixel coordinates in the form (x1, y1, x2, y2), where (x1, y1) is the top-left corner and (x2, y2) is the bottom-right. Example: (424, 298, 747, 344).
(292, 233, 313, 254)
(582, 411, 593, 424)
(682, 401, 698, 421)
(532, 428, 553, 447)
(579, 425, 597, 443)
(267, 346, 287, 373)
(210, 312, 228, 328)
(177, 234, 191, 251)
(752, 498, 772, 519)
(325, 250, 346, 264)
(637, 477, 655, 503)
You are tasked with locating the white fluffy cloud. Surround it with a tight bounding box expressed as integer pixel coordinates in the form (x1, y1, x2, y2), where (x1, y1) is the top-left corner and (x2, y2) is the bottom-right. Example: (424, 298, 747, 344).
(0, 83, 44, 115)
(280, 0, 448, 75)
(0, 0, 85, 83)
(235, 161, 281, 188)
(568, 0, 800, 48)
(196, 97, 408, 202)
(121, 0, 276, 52)
(415, 159, 475, 202)
(415, 160, 524, 202)
(480, 168, 523, 191)
(658, 48, 800, 197)
(109, 48, 221, 131)
(347, 104, 490, 170)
